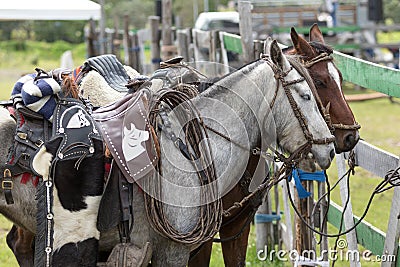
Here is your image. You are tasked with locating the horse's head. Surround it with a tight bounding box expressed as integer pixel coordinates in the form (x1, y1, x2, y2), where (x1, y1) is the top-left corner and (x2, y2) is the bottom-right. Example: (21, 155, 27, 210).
(265, 38, 335, 170)
(288, 24, 360, 153)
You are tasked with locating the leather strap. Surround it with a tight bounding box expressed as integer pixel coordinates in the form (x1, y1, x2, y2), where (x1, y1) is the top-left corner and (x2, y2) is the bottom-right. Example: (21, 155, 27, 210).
(118, 171, 133, 243)
(2, 169, 14, 204)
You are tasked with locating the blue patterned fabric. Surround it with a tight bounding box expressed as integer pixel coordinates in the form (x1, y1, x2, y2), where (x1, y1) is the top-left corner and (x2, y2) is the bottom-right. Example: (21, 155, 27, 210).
(11, 72, 61, 121)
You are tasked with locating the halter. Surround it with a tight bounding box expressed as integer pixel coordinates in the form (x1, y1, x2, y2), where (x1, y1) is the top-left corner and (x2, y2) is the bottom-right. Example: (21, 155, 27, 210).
(263, 55, 335, 149)
(303, 52, 361, 131)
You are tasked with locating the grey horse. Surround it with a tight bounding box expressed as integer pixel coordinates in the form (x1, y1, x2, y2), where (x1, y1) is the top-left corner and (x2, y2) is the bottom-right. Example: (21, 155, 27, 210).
(0, 39, 335, 266)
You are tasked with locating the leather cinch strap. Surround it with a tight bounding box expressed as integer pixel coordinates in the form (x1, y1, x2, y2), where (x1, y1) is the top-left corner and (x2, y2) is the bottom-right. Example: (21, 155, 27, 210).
(2, 169, 14, 204)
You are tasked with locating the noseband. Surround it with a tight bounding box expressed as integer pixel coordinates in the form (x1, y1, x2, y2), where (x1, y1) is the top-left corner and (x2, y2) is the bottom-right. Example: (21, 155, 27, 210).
(303, 52, 361, 131)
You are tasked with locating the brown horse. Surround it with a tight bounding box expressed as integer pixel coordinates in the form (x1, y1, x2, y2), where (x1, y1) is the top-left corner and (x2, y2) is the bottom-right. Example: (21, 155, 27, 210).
(187, 24, 359, 267)
(4, 24, 358, 266)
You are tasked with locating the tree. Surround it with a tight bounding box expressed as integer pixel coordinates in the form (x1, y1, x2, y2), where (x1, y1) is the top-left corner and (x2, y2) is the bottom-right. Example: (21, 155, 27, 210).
(32, 21, 86, 43)
(383, 0, 400, 23)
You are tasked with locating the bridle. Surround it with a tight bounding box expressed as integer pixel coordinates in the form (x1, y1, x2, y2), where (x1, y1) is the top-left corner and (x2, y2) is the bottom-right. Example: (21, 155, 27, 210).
(263, 55, 336, 149)
(303, 52, 361, 131)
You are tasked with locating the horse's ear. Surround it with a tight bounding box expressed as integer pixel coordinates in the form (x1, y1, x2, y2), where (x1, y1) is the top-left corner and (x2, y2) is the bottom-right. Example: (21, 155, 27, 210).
(270, 40, 290, 71)
(309, 23, 325, 44)
(291, 27, 314, 57)
(263, 36, 273, 55)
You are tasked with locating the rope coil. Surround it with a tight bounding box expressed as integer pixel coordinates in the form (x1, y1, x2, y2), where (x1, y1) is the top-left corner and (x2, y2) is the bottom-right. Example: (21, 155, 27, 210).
(145, 88, 222, 244)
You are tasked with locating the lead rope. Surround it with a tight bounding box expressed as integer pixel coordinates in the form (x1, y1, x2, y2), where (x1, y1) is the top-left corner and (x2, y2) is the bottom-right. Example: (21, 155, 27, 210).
(287, 150, 400, 239)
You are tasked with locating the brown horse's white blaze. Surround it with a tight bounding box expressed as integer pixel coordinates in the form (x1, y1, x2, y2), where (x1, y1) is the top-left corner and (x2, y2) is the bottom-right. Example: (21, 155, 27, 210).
(327, 60, 360, 152)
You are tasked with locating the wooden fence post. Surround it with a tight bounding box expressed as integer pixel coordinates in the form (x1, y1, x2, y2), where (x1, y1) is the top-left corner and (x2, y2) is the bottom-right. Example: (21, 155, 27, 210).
(137, 29, 151, 74)
(149, 16, 161, 71)
(123, 14, 133, 66)
(209, 30, 219, 76)
(281, 180, 294, 252)
(187, 28, 195, 62)
(253, 40, 263, 60)
(99, 0, 106, 55)
(318, 182, 329, 262)
(192, 29, 210, 71)
(238, 1, 254, 63)
(131, 33, 141, 73)
(86, 19, 98, 57)
(256, 195, 270, 255)
(112, 16, 121, 59)
(161, 0, 175, 60)
(382, 159, 400, 267)
(274, 184, 282, 250)
(337, 153, 361, 267)
(106, 30, 113, 54)
(177, 29, 189, 61)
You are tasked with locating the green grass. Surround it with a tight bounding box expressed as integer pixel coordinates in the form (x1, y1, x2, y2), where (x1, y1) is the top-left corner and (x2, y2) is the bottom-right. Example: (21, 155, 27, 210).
(0, 40, 86, 101)
(0, 216, 16, 266)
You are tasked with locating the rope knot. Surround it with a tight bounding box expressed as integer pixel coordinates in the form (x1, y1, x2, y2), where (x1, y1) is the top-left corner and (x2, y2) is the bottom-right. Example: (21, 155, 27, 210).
(233, 202, 242, 208)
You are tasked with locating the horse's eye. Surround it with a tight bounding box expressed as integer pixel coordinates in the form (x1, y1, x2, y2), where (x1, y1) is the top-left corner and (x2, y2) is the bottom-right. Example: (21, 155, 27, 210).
(301, 93, 311, 100)
(314, 79, 325, 88)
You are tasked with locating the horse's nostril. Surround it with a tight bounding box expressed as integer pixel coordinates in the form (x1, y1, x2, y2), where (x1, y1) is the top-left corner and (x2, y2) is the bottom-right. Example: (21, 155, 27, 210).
(344, 133, 356, 148)
(330, 149, 335, 160)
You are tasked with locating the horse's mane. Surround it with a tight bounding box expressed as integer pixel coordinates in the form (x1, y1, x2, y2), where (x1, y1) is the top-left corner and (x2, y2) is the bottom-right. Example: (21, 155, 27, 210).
(198, 60, 264, 98)
(197, 77, 221, 93)
(283, 42, 333, 56)
(286, 54, 318, 96)
(61, 75, 79, 99)
(309, 41, 333, 55)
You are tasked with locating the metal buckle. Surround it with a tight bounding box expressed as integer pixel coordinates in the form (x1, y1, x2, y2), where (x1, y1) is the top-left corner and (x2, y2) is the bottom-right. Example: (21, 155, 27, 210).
(173, 138, 181, 148)
(3, 169, 11, 178)
(35, 139, 44, 147)
(2, 180, 13, 190)
(17, 132, 27, 140)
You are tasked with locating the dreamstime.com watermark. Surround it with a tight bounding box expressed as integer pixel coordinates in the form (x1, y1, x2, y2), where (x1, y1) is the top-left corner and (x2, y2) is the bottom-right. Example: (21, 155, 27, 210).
(257, 239, 396, 263)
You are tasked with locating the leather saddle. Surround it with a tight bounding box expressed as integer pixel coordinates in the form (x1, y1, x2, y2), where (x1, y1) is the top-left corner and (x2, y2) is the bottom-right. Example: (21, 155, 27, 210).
(79, 54, 131, 93)
(92, 89, 158, 183)
(4, 100, 51, 180)
(93, 89, 159, 234)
